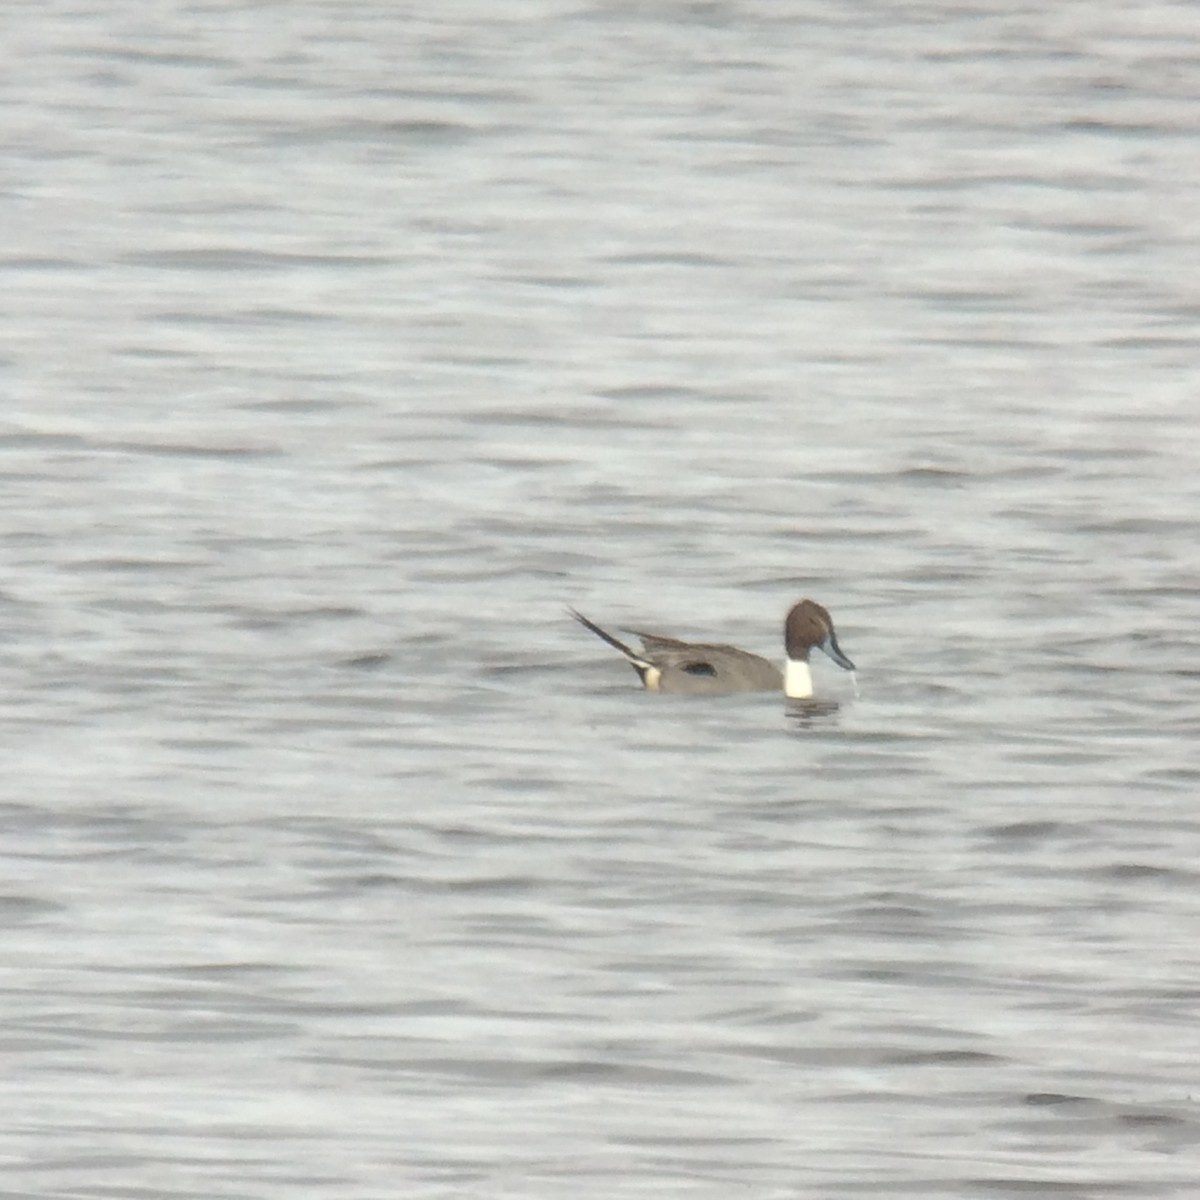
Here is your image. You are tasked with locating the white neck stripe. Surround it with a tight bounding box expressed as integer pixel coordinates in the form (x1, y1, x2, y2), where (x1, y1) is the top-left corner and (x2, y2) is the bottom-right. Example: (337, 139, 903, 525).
(784, 658, 813, 699)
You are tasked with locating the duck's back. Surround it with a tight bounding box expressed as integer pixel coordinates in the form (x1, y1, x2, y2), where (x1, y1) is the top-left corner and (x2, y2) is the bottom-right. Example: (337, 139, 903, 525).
(634, 635, 782, 695)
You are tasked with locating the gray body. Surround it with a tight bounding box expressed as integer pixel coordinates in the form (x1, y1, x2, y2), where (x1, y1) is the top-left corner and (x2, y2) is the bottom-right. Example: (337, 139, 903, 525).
(570, 609, 783, 695)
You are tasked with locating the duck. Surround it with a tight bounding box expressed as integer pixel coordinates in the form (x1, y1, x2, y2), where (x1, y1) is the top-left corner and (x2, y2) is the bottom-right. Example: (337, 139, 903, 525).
(568, 598, 855, 698)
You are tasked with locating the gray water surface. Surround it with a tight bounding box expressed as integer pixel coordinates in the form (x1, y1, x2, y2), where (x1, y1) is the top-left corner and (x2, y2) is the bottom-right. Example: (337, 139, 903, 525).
(3, 2, 1200, 1197)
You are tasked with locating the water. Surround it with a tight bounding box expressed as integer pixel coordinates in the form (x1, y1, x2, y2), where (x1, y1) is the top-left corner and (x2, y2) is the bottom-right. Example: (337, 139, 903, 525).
(3, 1, 1200, 1196)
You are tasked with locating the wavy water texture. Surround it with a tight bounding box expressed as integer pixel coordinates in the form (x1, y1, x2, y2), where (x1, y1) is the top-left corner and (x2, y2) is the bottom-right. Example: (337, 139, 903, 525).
(1, 2, 1199, 1198)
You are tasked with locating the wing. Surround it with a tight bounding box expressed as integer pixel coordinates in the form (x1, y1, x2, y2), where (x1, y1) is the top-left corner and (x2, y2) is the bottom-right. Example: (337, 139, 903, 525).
(625, 629, 698, 652)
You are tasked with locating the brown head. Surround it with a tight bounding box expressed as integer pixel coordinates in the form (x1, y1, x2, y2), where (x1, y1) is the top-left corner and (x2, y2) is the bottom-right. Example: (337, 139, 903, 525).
(784, 599, 855, 669)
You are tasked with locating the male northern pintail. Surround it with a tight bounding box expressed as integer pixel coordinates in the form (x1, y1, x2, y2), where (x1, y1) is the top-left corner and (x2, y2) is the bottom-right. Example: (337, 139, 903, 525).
(569, 599, 855, 698)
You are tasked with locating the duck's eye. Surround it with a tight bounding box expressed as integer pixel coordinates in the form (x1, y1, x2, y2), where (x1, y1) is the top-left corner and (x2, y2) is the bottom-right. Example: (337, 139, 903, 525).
(682, 661, 717, 676)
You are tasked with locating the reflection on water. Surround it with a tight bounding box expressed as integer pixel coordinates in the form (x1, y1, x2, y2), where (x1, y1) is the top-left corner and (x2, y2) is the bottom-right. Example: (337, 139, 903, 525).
(785, 697, 845, 724)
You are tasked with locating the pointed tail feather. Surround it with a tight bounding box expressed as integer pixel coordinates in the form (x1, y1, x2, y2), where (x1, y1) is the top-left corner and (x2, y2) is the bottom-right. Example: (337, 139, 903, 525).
(567, 607, 642, 661)
(567, 608, 659, 688)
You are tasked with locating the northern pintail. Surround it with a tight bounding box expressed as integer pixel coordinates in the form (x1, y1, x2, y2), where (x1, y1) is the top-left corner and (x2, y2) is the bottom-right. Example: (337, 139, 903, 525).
(569, 599, 855, 698)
